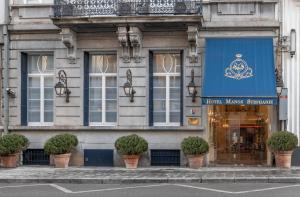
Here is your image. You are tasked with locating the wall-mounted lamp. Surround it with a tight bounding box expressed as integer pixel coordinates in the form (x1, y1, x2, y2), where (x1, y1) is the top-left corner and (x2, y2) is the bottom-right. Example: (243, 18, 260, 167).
(123, 69, 136, 102)
(290, 29, 296, 57)
(280, 29, 297, 58)
(187, 69, 197, 102)
(55, 70, 71, 103)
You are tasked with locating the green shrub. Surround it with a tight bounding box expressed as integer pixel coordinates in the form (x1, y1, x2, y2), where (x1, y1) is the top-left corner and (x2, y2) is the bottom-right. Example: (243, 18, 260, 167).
(115, 134, 148, 155)
(181, 136, 209, 155)
(0, 134, 29, 156)
(267, 131, 298, 152)
(44, 134, 78, 155)
(13, 134, 30, 150)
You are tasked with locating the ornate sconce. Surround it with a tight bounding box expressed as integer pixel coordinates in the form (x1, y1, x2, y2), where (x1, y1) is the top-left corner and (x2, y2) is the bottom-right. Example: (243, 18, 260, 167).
(187, 69, 197, 102)
(55, 70, 71, 103)
(123, 69, 136, 102)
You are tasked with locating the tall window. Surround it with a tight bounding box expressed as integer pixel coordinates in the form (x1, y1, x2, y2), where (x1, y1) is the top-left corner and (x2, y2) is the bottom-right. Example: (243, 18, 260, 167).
(89, 54, 117, 126)
(152, 53, 182, 126)
(27, 54, 54, 126)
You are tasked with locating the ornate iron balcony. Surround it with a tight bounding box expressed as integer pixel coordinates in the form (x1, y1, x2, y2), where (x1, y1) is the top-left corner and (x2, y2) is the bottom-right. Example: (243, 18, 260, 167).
(53, 0, 203, 17)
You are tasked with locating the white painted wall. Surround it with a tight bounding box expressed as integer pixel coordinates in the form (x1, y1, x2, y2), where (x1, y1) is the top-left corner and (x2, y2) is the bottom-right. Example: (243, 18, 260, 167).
(282, 0, 300, 141)
(0, 0, 5, 24)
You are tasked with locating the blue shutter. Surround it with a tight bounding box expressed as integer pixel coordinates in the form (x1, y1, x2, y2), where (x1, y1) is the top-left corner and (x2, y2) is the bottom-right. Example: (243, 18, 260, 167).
(149, 51, 154, 126)
(21, 53, 28, 126)
(180, 50, 184, 126)
(83, 52, 89, 126)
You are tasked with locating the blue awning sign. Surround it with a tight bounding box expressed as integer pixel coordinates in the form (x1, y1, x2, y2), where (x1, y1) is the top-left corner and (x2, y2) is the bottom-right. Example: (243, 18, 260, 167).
(202, 38, 277, 105)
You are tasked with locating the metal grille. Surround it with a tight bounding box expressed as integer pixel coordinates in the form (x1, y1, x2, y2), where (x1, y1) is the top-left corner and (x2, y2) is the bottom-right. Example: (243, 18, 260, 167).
(53, 0, 203, 17)
(151, 149, 180, 166)
(23, 149, 50, 165)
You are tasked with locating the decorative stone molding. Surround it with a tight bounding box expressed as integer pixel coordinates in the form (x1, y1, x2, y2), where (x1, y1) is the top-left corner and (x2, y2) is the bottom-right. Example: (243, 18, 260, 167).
(61, 28, 77, 64)
(128, 26, 143, 63)
(117, 26, 130, 63)
(187, 26, 199, 63)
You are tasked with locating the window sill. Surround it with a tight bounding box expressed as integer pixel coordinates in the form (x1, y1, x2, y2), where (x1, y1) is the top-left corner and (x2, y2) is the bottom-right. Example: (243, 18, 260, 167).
(11, 4, 53, 9)
(9, 125, 204, 132)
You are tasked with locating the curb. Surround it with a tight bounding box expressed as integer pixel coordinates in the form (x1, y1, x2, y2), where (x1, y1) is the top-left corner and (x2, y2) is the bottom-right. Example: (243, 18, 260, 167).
(1, 177, 300, 184)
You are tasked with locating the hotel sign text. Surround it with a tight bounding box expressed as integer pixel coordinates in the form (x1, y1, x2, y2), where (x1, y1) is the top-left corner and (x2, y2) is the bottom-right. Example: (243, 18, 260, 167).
(202, 98, 278, 105)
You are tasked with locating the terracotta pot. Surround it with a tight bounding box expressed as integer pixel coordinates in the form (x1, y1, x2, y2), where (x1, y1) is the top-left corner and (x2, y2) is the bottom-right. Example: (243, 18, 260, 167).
(275, 151, 293, 168)
(53, 153, 71, 168)
(122, 155, 140, 169)
(1, 153, 18, 168)
(187, 155, 204, 169)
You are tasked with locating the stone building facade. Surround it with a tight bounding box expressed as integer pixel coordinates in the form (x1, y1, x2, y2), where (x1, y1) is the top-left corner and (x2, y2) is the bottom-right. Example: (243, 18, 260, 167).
(282, 0, 300, 142)
(2, 0, 283, 167)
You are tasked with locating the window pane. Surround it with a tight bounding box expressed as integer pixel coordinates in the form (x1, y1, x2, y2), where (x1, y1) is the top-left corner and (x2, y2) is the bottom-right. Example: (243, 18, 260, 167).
(153, 100, 166, 111)
(44, 100, 53, 111)
(170, 76, 180, 87)
(153, 88, 166, 99)
(44, 77, 53, 87)
(28, 111, 40, 122)
(154, 53, 181, 73)
(170, 100, 180, 111)
(106, 112, 117, 122)
(90, 76, 102, 87)
(153, 112, 166, 123)
(28, 77, 40, 87)
(106, 100, 117, 111)
(106, 88, 117, 99)
(90, 55, 117, 73)
(106, 77, 117, 87)
(28, 55, 53, 74)
(105, 55, 117, 73)
(90, 112, 102, 122)
(170, 112, 180, 123)
(90, 100, 102, 111)
(44, 88, 53, 99)
(44, 112, 53, 122)
(170, 87, 180, 98)
(28, 88, 40, 99)
(153, 76, 166, 87)
(90, 88, 102, 99)
(28, 100, 40, 111)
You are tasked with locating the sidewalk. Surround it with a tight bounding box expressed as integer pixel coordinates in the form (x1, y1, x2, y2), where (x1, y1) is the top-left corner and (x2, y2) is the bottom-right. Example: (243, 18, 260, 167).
(1, 167, 300, 184)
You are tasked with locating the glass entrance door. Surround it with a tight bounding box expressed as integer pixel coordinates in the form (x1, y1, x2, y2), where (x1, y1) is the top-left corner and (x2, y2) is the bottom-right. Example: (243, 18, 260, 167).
(209, 105, 269, 165)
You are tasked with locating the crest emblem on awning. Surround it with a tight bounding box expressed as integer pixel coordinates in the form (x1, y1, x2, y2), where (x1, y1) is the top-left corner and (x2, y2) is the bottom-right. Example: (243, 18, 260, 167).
(225, 54, 253, 80)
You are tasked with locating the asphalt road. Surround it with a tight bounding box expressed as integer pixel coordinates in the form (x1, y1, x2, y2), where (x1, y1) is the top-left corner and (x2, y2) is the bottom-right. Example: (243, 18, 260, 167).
(1, 183, 300, 197)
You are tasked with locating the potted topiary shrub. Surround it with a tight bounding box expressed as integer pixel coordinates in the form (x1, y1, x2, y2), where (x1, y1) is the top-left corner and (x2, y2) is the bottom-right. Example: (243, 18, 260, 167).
(181, 136, 209, 169)
(267, 131, 298, 168)
(115, 134, 148, 169)
(0, 134, 30, 168)
(44, 133, 78, 168)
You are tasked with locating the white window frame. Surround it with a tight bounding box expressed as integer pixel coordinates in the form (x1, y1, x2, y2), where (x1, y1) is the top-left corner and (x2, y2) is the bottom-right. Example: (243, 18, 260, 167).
(89, 65, 117, 127)
(24, 0, 43, 4)
(27, 72, 54, 126)
(153, 54, 181, 127)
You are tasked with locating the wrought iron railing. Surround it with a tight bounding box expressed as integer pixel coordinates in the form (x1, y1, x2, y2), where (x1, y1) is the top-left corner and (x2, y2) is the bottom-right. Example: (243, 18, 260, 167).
(53, 0, 202, 17)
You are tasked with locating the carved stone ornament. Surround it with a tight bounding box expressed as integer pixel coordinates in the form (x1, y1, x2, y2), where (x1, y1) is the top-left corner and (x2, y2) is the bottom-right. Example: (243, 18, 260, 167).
(61, 28, 77, 64)
(128, 26, 143, 63)
(117, 26, 130, 63)
(187, 26, 199, 63)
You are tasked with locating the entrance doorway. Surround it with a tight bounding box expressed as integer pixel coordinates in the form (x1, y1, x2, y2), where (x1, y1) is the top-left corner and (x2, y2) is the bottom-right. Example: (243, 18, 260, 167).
(209, 105, 270, 165)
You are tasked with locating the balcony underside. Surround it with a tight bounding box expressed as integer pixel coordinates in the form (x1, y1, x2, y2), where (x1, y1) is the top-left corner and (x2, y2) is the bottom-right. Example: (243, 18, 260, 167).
(52, 15, 202, 31)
